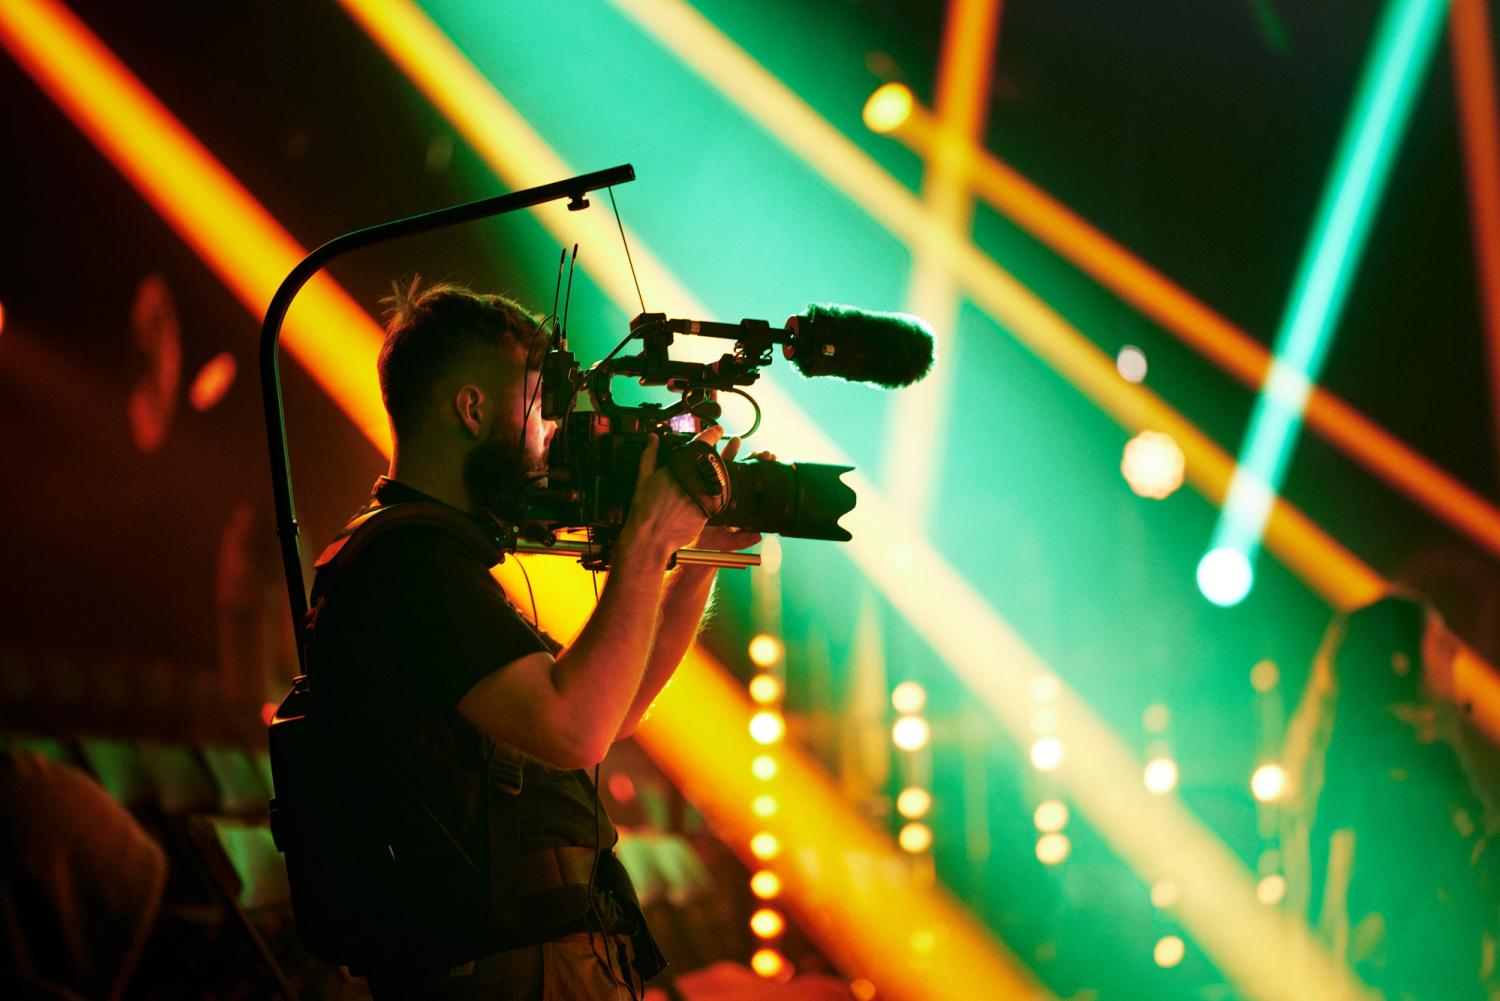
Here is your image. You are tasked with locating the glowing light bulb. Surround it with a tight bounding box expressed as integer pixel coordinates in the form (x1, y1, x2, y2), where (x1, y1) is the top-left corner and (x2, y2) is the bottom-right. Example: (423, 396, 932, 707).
(863, 82, 914, 133)
(891, 680, 927, 714)
(898, 821, 933, 854)
(1035, 832, 1071, 865)
(1030, 736, 1063, 771)
(749, 711, 785, 745)
(1251, 762, 1287, 803)
(749, 673, 783, 705)
(1143, 756, 1179, 795)
(1198, 547, 1253, 606)
(1033, 799, 1069, 833)
(891, 715, 931, 752)
(896, 786, 931, 819)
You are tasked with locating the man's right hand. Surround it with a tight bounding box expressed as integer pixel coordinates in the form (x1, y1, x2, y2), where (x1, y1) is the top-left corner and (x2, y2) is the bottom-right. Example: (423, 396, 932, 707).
(618, 433, 712, 559)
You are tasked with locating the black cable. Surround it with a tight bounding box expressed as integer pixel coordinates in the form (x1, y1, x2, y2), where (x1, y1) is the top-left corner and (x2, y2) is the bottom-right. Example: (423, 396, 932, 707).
(513, 551, 538, 630)
(608, 186, 646, 315)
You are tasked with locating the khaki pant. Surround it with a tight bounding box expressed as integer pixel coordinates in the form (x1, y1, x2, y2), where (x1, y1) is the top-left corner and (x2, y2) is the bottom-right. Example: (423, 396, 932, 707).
(365, 932, 645, 1000)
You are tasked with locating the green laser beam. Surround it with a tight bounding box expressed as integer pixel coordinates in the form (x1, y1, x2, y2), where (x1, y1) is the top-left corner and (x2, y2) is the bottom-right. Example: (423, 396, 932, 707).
(1203, 0, 1450, 605)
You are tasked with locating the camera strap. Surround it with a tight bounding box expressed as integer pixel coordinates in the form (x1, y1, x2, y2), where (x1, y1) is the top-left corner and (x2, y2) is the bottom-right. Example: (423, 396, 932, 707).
(308, 498, 529, 938)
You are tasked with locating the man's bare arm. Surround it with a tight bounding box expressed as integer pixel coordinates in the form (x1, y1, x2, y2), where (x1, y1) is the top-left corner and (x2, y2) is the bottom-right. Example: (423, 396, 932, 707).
(457, 434, 706, 769)
(613, 563, 717, 741)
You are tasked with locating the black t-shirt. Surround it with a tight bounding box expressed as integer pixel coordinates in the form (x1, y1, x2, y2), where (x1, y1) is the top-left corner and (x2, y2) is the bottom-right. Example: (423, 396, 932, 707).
(308, 478, 616, 872)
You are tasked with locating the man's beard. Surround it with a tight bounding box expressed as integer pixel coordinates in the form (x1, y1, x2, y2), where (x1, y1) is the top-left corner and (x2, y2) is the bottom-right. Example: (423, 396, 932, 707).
(462, 426, 539, 519)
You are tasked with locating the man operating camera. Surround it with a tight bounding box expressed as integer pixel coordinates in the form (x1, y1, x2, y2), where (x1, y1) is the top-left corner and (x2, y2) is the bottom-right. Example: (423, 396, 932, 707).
(303, 279, 757, 999)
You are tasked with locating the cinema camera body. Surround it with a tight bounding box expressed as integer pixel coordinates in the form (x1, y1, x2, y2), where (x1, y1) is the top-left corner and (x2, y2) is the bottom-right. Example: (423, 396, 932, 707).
(518, 304, 934, 569)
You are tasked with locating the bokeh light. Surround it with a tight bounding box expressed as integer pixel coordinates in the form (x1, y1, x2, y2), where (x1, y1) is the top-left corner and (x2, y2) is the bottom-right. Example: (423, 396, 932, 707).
(1154, 935, 1185, 968)
(749, 710, 785, 745)
(750, 907, 785, 938)
(896, 786, 932, 819)
(748, 672, 783, 705)
(750, 832, 781, 860)
(1142, 703, 1171, 733)
(891, 680, 927, 714)
(752, 794, 779, 818)
(1122, 430, 1186, 499)
(1033, 799, 1069, 833)
(862, 81, 914, 133)
(748, 633, 783, 667)
(187, 351, 237, 411)
(1116, 344, 1148, 382)
(1030, 736, 1064, 771)
(1030, 707, 1057, 734)
(892, 715, 931, 752)
(750, 947, 787, 978)
(1251, 762, 1287, 803)
(850, 979, 877, 1000)
(1035, 832, 1071, 865)
(1257, 874, 1287, 905)
(758, 535, 782, 575)
(750, 870, 781, 899)
(1143, 756, 1179, 795)
(1151, 880, 1179, 908)
(1029, 673, 1061, 704)
(1250, 659, 1280, 692)
(751, 754, 778, 781)
(1198, 547, 1254, 606)
(898, 821, 933, 854)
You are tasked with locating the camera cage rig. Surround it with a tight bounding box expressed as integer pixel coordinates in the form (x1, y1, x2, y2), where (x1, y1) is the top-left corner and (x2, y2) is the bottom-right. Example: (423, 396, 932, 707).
(259, 164, 820, 662)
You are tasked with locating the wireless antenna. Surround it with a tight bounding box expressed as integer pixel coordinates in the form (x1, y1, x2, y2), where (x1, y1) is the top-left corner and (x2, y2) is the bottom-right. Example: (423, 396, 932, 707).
(561, 243, 579, 344)
(549, 246, 567, 347)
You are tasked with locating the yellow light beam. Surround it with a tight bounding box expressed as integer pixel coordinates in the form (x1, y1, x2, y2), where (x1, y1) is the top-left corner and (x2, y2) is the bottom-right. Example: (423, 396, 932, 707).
(1449, 0, 1500, 487)
(0, 3, 1045, 998)
(0, 0, 389, 453)
(345, 2, 1378, 997)
(885, 0, 1002, 526)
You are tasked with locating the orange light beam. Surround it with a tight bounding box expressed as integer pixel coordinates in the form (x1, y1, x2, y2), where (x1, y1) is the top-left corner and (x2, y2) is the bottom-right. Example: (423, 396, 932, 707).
(0, 0, 389, 453)
(0, 4, 1045, 998)
(1450, 0, 1500, 486)
(885, 0, 1002, 526)
(880, 90, 1500, 562)
(345, 4, 1380, 998)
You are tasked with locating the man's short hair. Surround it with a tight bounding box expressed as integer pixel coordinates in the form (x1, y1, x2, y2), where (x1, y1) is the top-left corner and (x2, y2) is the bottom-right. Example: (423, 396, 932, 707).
(378, 277, 546, 439)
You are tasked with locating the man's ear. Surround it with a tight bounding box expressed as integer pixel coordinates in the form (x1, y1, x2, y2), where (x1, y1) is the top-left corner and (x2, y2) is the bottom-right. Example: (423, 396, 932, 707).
(454, 384, 487, 437)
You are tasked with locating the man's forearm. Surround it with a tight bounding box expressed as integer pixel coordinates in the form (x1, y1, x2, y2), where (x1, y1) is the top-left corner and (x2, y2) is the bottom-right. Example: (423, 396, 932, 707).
(548, 537, 673, 762)
(614, 564, 716, 740)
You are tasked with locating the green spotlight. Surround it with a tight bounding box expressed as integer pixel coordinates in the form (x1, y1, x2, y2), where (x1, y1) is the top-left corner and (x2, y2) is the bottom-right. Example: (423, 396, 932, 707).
(1202, 0, 1449, 603)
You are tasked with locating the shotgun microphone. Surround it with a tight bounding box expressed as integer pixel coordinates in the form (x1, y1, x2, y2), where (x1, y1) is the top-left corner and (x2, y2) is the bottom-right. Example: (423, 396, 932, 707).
(782, 303, 935, 388)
